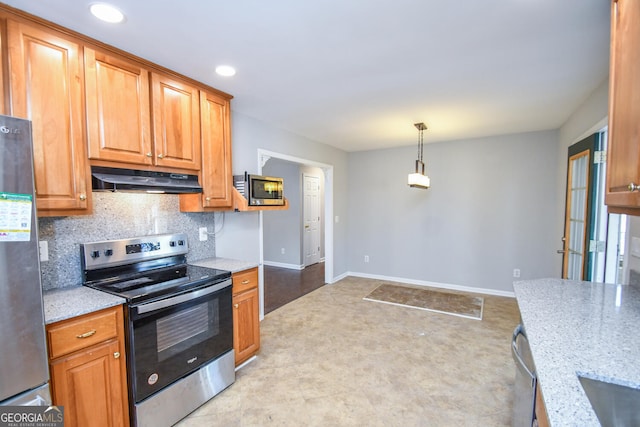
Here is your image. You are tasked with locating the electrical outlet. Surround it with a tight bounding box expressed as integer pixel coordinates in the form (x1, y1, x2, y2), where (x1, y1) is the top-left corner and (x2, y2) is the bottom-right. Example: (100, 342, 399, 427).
(513, 268, 521, 278)
(281, 248, 285, 254)
(199, 227, 208, 241)
(39, 240, 49, 262)
(364, 255, 369, 263)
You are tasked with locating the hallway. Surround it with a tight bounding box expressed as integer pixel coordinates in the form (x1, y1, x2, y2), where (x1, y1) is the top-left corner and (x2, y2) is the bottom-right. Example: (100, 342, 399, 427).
(264, 263, 325, 314)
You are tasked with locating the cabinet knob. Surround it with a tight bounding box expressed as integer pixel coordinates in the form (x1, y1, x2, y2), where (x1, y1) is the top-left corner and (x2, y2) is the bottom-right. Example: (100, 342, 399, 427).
(205, 197, 211, 201)
(76, 330, 96, 339)
(234, 303, 239, 309)
(114, 352, 120, 359)
(79, 194, 87, 201)
(629, 183, 640, 192)
(157, 154, 164, 159)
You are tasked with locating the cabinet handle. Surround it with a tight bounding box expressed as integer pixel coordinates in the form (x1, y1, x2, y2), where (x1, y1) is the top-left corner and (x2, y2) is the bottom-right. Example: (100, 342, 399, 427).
(157, 154, 164, 159)
(234, 303, 239, 309)
(146, 152, 153, 157)
(629, 183, 640, 192)
(114, 352, 120, 359)
(79, 194, 87, 201)
(205, 197, 211, 201)
(241, 280, 250, 285)
(76, 330, 97, 339)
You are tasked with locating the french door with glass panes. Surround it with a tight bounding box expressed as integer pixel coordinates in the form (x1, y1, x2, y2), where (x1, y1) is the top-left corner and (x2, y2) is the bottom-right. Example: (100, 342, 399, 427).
(561, 134, 603, 280)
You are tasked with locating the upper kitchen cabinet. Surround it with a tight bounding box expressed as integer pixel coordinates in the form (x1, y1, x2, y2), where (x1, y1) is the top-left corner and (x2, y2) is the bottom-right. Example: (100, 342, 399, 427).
(86, 50, 201, 172)
(6, 19, 91, 216)
(84, 48, 153, 166)
(150, 73, 202, 171)
(0, 21, 5, 116)
(180, 91, 233, 211)
(605, 0, 640, 211)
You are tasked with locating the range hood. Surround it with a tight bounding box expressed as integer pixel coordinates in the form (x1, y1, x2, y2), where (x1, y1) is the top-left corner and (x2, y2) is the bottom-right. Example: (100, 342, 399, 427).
(91, 166, 202, 194)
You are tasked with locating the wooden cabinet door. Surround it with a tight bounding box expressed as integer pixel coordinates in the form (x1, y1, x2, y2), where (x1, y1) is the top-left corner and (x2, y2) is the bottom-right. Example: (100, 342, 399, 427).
(150, 73, 201, 171)
(50, 339, 128, 427)
(0, 19, 5, 116)
(85, 47, 152, 166)
(200, 90, 232, 208)
(7, 20, 89, 214)
(233, 287, 260, 366)
(605, 0, 640, 209)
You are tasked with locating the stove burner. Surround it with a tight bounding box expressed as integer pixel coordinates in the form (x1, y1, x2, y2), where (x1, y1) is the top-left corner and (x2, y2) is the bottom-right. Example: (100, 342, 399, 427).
(80, 233, 231, 303)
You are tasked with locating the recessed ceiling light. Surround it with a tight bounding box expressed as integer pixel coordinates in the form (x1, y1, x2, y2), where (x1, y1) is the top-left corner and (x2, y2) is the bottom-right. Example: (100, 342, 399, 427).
(215, 65, 236, 77)
(90, 3, 125, 23)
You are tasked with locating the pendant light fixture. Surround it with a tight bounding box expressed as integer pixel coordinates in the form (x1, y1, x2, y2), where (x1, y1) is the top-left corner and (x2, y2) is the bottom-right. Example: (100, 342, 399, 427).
(407, 122, 430, 189)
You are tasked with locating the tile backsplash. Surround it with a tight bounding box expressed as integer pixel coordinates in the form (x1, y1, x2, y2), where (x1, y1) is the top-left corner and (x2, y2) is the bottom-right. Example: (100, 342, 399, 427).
(38, 192, 218, 290)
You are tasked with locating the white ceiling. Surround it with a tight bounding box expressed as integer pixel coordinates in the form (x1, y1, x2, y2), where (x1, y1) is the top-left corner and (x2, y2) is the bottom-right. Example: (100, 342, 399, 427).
(3, 0, 610, 152)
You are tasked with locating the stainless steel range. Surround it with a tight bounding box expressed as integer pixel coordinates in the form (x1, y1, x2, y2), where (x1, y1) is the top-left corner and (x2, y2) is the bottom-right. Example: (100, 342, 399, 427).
(81, 233, 234, 427)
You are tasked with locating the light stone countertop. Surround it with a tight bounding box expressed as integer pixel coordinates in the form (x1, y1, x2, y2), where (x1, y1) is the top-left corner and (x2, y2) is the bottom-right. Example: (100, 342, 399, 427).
(42, 257, 255, 325)
(190, 257, 258, 273)
(513, 278, 640, 426)
(43, 286, 126, 324)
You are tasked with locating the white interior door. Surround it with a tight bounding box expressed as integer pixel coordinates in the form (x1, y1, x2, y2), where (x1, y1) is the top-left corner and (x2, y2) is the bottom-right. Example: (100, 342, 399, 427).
(303, 174, 321, 266)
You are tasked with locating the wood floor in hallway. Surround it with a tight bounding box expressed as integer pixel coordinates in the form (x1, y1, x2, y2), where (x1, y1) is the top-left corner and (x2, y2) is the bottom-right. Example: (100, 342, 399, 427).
(177, 276, 520, 426)
(263, 262, 326, 314)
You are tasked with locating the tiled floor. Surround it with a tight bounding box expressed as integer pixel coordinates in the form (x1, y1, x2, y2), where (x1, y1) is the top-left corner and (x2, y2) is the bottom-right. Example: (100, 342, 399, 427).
(176, 276, 521, 426)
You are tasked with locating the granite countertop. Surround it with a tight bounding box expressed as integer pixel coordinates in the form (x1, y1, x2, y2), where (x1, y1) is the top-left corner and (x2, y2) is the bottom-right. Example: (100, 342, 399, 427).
(190, 257, 258, 273)
(43, 286, 126, 324)
(513, 278, 640, 426)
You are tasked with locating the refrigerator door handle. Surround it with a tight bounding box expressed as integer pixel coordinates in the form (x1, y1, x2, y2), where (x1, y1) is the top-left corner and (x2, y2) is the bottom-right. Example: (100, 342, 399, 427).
(512, 324, 536, 387)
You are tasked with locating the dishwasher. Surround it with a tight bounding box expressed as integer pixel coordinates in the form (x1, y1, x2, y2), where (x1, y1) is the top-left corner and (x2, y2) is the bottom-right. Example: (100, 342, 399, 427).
(511, 323, 538, 427)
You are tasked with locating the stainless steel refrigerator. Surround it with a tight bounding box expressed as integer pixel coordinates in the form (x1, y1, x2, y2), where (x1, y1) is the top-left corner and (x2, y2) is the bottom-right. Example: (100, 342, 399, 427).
(0, 115, 51, 406)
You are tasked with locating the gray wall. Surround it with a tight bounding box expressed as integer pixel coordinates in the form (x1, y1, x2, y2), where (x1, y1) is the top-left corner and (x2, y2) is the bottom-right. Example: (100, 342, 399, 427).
(215, 112, 349, 279)
(555, 77, 609, 276)
(262, 160, 326, 267)
(262, 159, 303, 266)
(347, 130, 559, 294)
(38, 193, 218, 290)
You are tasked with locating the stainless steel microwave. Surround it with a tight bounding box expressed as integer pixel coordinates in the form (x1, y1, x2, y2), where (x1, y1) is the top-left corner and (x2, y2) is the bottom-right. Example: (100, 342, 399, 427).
(233, 173, 284, 206)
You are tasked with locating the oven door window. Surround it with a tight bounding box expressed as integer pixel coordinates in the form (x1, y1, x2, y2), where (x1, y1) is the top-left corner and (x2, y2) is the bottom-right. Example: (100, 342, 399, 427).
(130, 284, 232, 402)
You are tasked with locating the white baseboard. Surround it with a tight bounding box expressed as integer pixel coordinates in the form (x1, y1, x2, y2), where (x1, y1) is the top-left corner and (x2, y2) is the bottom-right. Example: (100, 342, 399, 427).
(345, 271, 515, 298)
(329, 271, 350, 284)
(263, 261, 304, 270)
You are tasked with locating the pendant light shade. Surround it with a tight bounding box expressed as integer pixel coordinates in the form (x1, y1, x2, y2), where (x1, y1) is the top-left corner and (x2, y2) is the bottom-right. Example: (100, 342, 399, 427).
(408, 122, 430, 189)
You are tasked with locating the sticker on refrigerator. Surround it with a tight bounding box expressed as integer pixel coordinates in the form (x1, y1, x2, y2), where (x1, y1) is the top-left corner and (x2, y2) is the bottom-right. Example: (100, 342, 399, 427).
(0, 192, 32, 242)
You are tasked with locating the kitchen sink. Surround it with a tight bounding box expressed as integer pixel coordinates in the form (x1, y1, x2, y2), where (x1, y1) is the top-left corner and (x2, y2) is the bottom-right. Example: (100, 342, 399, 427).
(578, 374, 640, 427)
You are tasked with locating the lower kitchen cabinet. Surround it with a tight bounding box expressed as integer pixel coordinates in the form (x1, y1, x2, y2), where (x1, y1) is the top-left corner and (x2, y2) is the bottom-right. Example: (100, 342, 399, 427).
(535, 382, 550, 427)
(46, 305, 129, 427)
(232, 267, 260, 366)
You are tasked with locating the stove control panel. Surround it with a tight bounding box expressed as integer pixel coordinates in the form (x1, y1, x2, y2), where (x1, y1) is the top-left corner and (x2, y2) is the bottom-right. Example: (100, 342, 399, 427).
(80, 233, 189, 271)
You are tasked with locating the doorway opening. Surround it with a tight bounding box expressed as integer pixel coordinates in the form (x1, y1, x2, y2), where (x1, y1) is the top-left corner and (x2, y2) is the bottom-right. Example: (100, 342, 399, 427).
(257, 149, 334, 316)
(561, 128, 628, 284)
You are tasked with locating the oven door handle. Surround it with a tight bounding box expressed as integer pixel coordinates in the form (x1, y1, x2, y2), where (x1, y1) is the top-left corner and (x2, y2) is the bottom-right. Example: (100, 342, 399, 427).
(133, 279, 232, 314)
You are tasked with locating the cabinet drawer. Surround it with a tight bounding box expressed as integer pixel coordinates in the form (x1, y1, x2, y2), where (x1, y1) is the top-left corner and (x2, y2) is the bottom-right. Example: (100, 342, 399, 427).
(232, 267, 258, 295)
(47, 306, 120, 359)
